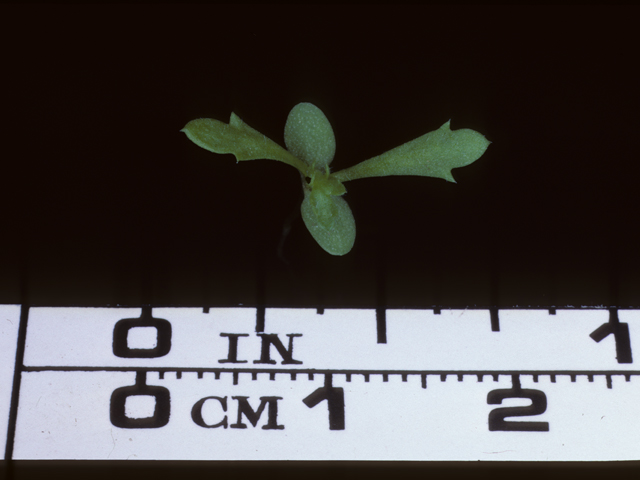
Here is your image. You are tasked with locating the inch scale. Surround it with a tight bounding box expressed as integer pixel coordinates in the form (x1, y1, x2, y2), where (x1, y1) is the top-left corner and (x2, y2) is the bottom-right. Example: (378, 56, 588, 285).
(1, 305, 639, 461)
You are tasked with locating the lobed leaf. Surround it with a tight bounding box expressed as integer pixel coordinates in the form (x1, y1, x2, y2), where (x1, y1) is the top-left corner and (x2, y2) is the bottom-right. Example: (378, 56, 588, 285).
(181, 113, 308, 173)
(332, 121, 490, 184)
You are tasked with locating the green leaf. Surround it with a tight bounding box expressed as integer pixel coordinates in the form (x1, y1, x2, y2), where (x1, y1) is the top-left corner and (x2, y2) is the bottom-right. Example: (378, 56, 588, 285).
(284, 103, 336, 169)
(181, 113, 309, 174)
(308, 168, 346, 197)
(301, 189, 356, 256)
(332, 121, 490, 184)
(308, 190, 339, 229)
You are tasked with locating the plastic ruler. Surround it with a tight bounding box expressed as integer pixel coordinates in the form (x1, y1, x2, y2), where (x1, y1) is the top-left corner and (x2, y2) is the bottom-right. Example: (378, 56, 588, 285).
(1, 305, 639, 461)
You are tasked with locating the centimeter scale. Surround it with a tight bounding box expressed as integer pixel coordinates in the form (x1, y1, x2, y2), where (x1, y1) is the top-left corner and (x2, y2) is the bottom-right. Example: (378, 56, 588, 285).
(1, 305, 638, 461)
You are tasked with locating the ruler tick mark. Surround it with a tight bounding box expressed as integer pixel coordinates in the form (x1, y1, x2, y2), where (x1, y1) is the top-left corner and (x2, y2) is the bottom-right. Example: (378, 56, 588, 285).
(490, 308, 500, 332)
(376, 308, 387, 344)
(256, 306, 265, 333)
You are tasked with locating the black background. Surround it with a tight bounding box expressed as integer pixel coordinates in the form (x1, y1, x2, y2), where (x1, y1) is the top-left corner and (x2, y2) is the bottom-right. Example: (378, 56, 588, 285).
(1, 4, 639, 479)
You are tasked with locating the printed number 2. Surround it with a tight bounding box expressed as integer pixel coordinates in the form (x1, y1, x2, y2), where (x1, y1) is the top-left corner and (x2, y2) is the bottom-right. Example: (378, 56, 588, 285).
(487, 388, 549, 432)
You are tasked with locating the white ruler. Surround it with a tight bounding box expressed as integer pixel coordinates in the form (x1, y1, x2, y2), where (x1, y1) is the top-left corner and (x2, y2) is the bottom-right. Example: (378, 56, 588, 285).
(1, 305, 639, 461)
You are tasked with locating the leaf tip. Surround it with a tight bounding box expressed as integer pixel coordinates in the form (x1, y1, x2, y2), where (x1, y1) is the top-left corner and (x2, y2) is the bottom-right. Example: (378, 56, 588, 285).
(444, 171, 457, 183)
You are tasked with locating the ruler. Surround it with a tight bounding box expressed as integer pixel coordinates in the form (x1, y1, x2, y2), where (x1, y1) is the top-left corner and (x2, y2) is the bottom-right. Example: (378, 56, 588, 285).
(1, 305, 639, 461)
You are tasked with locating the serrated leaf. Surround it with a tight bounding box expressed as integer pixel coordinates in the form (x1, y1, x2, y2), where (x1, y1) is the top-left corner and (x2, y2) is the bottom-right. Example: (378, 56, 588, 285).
(181, 113, 308, 173)
(332, 121, 490, 184)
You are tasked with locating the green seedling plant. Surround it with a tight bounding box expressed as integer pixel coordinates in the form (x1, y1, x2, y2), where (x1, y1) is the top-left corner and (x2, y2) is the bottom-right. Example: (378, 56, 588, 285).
(182, 103, 490, 255)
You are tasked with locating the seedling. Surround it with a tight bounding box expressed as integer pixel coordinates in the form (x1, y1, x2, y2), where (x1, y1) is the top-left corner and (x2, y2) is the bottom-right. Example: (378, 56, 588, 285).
(182, 103, 490, 255)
